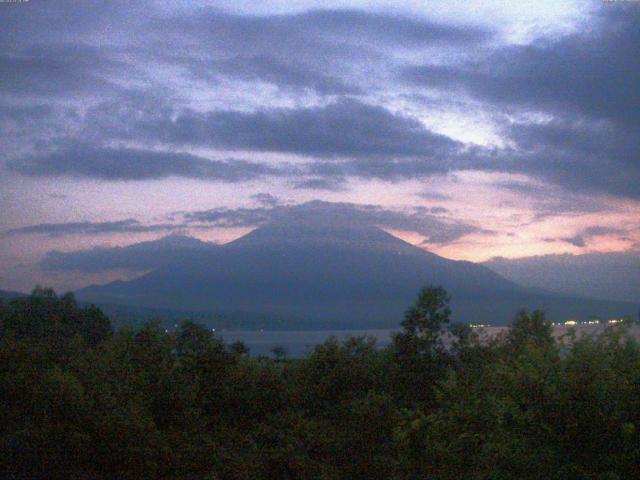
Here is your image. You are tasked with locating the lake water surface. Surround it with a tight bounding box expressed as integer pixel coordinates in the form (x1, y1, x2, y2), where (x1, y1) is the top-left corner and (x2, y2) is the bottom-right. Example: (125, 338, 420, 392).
(220, 324, 640, 357)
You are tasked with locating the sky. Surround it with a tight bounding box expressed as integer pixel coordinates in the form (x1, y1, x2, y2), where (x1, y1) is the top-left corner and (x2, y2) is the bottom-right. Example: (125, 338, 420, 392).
(0, 0, 639, 293)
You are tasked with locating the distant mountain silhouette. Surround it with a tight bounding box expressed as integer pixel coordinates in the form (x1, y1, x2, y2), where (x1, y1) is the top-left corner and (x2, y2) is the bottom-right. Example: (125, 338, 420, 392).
(76, 221, 638, 328)
(0, 289, 26, 301)
(41, 234, 217, 273)
(484, 252, 640, 303)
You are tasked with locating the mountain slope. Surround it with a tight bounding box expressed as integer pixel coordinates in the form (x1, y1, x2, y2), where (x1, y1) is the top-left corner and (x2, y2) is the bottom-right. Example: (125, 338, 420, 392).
(76, 222, 638, 327)
(484, 251, 640, 303)
(0, 289, 26, 301)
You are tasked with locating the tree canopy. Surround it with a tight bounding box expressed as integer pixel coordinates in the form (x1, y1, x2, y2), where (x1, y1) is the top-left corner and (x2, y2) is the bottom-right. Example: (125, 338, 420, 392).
(1, 285, 639, 479)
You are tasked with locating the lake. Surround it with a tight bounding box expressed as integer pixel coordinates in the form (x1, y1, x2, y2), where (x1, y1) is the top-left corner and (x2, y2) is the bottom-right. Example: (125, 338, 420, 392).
(219, 324, 640, 357)
(220, 328, 396, 357)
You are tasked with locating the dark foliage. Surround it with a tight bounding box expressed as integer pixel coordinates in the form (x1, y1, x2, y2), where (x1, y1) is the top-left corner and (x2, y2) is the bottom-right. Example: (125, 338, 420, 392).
(1, 286, 639, 479)
(0, 286, 111, 346)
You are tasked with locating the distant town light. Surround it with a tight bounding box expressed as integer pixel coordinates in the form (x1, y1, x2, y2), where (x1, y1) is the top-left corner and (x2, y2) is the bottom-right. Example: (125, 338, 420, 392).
(564, 320, 577, 326)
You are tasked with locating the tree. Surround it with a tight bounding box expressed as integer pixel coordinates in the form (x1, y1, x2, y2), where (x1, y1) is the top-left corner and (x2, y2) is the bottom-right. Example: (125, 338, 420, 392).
(229, 340, 250, 357)
(392, 286, 452, 407)
(271, 345, 288, 362)
(507, 309, 554, 350)
(393, 286, 451, 360)
(0, 287, 111, 345)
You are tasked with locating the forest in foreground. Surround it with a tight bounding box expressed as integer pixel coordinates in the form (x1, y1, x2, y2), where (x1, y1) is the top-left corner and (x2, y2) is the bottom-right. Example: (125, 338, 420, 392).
(1, 286, 639, 479)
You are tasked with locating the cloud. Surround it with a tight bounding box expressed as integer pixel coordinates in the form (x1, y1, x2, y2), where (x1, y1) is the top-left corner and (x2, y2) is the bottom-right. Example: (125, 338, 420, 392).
(561, 235, 586, 248)
(429, 206, 449, 214)
(0, 103, 82, 159)
(0, 2, 490, 99)
(402, 5, 640, 199)
(9, 95, 592, 196)
(6, 2, 636, 204)
(558, 226, 629, 248)
(493, 178, 608, 221)
(0, 44, 124, 98)
(503, 118, 640, 199)
(292, 177, 347, 191)
(165, 8, 489, 93)
(0, 0, 146, 48)
(251, 193, 280, 207)
(67, 96, 469, 183)
(417, 191, 452, 201)
(8, 142, 284, 181)
(292, 9, 489, 45)
(2, 219, 179, 238)
(0, 104, 55, 122)
(307, 148, 490, 181)
(181, 200, 486, 244)
(137, 97, 463, 160)
(190, 54, 360, 95)
(404, 6, 640, 126)
(164, 8, 488, 55)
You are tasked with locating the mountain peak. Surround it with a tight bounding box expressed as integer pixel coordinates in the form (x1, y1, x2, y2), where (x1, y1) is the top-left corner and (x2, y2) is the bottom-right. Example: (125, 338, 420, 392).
(151, 234, 213, 249)
(230, 219, 414, 252)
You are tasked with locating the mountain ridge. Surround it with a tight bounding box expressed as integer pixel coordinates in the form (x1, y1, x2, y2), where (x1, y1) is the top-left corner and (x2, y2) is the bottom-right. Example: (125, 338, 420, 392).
(75, 222, 639, 328)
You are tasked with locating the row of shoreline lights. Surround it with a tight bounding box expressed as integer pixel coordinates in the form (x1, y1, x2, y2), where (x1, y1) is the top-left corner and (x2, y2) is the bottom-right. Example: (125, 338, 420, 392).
(161, 320, 629, 334)
(558, 319, 624, 326)
(470, 319, 627, 329)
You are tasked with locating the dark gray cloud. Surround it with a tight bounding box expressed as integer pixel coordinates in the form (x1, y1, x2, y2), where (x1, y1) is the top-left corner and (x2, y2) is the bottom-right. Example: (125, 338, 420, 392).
(138, 97, 463, 160)
(485, 250, 640, 303)
(290, 9, 488, 46)
(182, 200, 486, 244)
(251, 193, 281, 207)
(405, 6, 640, 126)
(429, 206, 449, 214)
(292, 177, 347, 191)
(502, 119, 640, 199)
(308, 147, 491, 181)
(0, 1, 146, 48)
(0, 1, 638, 210)
(9, 99, 481, 183)
(0, 1, 150, 104)
(5, 97, 487, 185)
(493, 178, 608, 221)
(8, 142, 283, 181)
(40, 234, 216, 273)
(57, 95, 483, 184)
(561, 235, 586, 248)
(0, 104, 81, 158)
(0, 104, 55, 122)
(0, 44, 125, 98)
(2, 219, 178, 238)
(402, 5, 640, 199)
(559, 226, 629, 248)
(417, 191, 452, 201)
(162, 8, 489, 93)
(1, 2, 489, 99)
(168, 8, 488, 54)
